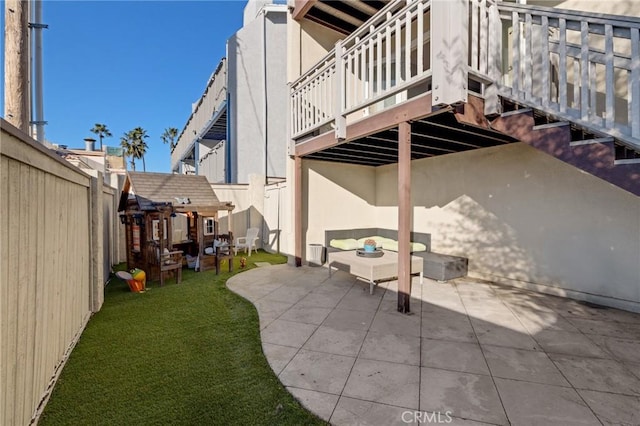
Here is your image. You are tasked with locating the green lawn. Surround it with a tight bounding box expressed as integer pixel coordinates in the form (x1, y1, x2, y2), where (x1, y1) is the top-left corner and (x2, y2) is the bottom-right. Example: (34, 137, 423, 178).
(40, 252, 326, 425)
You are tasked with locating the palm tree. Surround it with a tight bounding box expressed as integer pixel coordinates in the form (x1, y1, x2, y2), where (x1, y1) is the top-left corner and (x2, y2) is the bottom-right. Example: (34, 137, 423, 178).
(90, 123, 112, 151)
(120, 131, 136, 171)
(131, 127, 149, 172)
(161, 127, 179, 153)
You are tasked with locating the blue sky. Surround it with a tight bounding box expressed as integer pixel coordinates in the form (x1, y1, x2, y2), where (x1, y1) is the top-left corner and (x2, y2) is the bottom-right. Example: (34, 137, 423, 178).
(1, 0, 248, 172)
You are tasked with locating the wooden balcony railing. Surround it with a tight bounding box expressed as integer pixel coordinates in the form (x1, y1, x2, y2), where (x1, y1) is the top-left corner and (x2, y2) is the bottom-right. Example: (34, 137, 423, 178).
(290, 0, 640, 149)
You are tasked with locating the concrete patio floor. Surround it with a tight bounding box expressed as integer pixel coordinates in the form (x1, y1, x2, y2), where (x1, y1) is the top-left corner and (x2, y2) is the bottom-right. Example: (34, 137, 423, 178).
(227, 264, 640, 425)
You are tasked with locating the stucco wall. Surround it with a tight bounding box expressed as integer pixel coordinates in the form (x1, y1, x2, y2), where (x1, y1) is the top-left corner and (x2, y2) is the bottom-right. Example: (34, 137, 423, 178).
(374, 143, 640, 312)
(227, 9, 287, 184)
(287, 15, 343, 82)
(303, 160, 379, 254)
(265, 12, 288, 179)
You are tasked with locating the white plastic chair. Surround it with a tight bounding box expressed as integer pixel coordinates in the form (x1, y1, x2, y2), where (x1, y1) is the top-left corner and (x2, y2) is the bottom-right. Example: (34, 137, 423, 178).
(234, 227, 259, 256)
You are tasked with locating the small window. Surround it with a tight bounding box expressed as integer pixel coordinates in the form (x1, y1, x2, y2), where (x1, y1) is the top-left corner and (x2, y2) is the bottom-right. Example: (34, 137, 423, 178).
(152, 219, 168, 241)
(204, 217, 215, 236)
(132, 224, 141, 252)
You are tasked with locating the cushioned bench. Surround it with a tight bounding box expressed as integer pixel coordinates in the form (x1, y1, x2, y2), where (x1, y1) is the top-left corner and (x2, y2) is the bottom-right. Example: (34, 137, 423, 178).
(325, 228, 468, 281)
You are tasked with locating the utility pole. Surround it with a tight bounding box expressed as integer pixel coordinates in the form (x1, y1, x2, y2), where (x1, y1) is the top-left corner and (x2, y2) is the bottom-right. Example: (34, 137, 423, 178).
(31, 0, 47, 142)
(4, 0, 30, 133)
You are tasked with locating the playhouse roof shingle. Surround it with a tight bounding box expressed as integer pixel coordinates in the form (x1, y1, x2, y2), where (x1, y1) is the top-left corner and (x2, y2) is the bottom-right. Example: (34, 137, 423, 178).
(118, 172, 232, 212)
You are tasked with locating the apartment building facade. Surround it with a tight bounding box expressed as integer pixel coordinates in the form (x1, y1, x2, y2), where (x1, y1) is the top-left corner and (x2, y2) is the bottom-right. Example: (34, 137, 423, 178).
(172, 1, 288, 185)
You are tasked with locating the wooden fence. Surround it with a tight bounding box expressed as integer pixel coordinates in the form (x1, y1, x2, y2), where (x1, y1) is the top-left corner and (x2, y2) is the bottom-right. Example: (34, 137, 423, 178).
(1, 119, 108, 425)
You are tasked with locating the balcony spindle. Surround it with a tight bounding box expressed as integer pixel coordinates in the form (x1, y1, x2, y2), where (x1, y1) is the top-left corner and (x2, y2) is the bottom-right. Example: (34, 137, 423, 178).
(377, 32, 383, 96)
(580, 22, 589, 121)
(369, 37, 375, 99)
(524, 14, 532, 98)
(417, 1, 424, 74)
(359, 49, 365, 107)
(559, 18, 567, 113)
(386, 17, 392, 91)
(405, 9, 411, 81)
(573, 58, 579, 109)
(604, 24, 614, 129)
(395, 18, 402, 85)
(590, 61, 597, 121)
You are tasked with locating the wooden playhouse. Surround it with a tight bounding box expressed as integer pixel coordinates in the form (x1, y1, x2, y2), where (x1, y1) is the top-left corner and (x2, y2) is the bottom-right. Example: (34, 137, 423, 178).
(117, 172, 235, 282)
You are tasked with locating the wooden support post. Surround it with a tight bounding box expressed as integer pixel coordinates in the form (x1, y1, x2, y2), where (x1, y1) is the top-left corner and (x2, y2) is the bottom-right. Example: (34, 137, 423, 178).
(227, 208, 233, 241)
(397, 121, 411, 314)
(294, 156, 303, 267)
(197, 212, 204, 271)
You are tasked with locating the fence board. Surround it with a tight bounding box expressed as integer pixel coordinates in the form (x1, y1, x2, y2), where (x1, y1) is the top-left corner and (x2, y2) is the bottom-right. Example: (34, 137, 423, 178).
(0, 158, 8, 426)
(1, 122, 98, 425)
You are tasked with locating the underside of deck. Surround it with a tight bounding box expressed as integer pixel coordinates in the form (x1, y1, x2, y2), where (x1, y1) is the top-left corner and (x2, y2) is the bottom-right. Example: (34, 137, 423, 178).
(294, 94, 517, 165)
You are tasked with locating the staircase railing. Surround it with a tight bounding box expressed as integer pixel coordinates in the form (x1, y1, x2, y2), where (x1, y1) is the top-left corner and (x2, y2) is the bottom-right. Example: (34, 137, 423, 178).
(495, 3, 640, 146)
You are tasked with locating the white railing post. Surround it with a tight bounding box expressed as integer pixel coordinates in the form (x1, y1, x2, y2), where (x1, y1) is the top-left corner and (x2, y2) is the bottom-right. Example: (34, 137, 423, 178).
(335, 41, 346, 140)
(511, 11, 520, 96)
(431, 0, 468, 106)
(485, 1, 502, 115)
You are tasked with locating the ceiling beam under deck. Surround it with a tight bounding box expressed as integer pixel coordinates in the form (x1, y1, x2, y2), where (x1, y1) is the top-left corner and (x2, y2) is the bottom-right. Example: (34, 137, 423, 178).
(380, 127, 482, 154)
(355, 137, 449, 158)
(349, 0, 380, 16)
(415, 119, 515, 146)
(313, 2, 365, 27)
(409, 129, 485, 150)
(306, 152, 387, 167)
(292, 0, 318, 21)
(323, 144, 400, 162)
(348, 139, 400, 153)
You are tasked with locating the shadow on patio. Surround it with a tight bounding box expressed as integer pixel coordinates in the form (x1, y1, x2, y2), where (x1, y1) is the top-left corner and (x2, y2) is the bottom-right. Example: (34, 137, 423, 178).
(228, 264, 640, 425)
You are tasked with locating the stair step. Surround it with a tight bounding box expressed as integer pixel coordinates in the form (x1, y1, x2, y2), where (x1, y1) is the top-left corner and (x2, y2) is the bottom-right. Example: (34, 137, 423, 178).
(614, 158, 640, 165)
(570, 137, 615, 147)
(532, 122, 570, 131)
(500, 108, 532, 118)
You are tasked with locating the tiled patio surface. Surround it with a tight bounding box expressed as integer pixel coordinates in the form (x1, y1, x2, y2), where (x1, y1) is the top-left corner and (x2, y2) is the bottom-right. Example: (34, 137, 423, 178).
(227, 264, 640, 425)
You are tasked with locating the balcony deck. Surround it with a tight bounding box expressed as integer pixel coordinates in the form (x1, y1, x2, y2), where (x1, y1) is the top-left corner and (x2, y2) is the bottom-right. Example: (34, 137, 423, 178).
(172, 58, 228, 173)
(290, 0, 640, 160)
